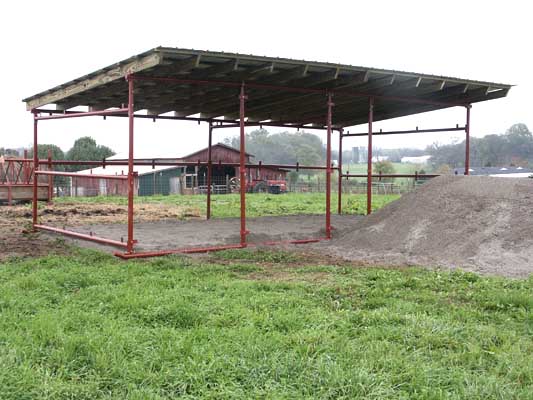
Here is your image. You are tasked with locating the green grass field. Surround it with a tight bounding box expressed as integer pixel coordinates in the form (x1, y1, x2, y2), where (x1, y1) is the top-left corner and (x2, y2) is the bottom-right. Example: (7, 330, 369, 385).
(342, 162, 427, 175)
(54, 193, 400, 217)
(1, 248, 532, 399)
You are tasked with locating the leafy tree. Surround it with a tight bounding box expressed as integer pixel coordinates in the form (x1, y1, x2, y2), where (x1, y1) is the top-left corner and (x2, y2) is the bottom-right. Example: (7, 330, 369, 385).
(373, 160, 395, 174)
(0, 148, 20, 157)
(66, 137, 115, 171)
(28, 144, 65, 161)
(225, 129, 325, 175)
(373, 160, 395, 182)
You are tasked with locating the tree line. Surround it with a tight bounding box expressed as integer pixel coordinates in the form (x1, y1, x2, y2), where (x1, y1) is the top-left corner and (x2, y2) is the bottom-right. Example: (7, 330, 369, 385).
(1, 137, 114, 186)
(427, 123, 532, 169)
(1, 136, 115, 172)
(224, 129, 325, 167)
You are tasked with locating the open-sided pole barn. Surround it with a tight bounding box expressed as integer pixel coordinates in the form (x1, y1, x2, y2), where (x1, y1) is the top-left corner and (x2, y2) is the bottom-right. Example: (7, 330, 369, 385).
(22, 47, 511, 258)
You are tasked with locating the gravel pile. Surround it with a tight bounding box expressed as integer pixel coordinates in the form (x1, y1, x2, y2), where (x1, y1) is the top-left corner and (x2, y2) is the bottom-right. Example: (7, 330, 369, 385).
(324, 175, 533, 277)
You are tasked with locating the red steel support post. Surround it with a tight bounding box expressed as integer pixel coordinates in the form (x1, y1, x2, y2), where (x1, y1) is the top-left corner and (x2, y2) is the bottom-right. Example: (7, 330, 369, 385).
(465, 105, 471, 175)
(337, 128, 343, 214)
(127, 77, 135, 253)
(326, 92, 333, 238)
(23, 149, 29, 183)
(47, 149, 53, 204)
(367, 97, 374, 215)
(239, 83, 248, 246)
(32, 115, 38, 227)
(207, 122, 213, 219)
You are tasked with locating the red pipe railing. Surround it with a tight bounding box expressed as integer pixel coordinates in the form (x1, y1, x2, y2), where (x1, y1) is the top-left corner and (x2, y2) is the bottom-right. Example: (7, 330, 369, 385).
(34, 108, 128, 120)
(34, 224, 129, 248)
(35, 170, 131, 180)
(114, 237, 327, 259)
(342, 173, 439, 179)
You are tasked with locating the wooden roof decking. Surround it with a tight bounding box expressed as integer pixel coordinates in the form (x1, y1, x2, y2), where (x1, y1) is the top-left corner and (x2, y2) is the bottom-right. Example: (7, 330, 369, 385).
(23, 47, 512, 128)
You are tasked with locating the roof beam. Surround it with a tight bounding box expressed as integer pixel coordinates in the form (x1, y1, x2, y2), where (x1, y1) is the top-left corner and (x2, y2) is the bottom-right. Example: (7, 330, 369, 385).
(292, 68, 340, 87)
(331, 70, 371, 89)
(261, 65, 308, 84)
(25, 52, 163, 110)
(222, 69, 341, 117)
(158, 55, 202, 74)
(228, 74, 394, 120)
(201, 68, 349, 118)
(188, 59, 240, 80)
(135, 62, 276, 114)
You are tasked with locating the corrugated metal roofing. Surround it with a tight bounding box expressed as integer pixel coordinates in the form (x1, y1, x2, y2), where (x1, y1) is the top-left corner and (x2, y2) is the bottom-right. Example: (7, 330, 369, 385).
(23, 46, 512, 128)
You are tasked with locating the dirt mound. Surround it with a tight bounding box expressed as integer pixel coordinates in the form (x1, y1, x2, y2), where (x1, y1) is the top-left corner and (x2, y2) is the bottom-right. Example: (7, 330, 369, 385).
(324, 176, 533, 277)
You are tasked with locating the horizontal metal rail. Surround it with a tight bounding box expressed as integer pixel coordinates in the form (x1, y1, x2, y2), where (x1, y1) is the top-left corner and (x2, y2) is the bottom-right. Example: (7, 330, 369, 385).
(343, 126, 466, 137)
(34, 224, 128, 248)
(31, 159, 337, 171)
(0, 183, 48, 187)
(34, 108, 128, 120)
(31, 108, 337, 132)
(35, 170, 131, 180)
(114, 237, 327, 259)
(342, 173, 440, 178)
(211, 121, 336, 131)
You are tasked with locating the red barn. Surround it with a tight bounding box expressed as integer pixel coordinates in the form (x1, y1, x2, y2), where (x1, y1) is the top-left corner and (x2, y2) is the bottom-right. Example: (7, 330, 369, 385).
(181, 143, 287, 193)
(71, 143, 287, 196)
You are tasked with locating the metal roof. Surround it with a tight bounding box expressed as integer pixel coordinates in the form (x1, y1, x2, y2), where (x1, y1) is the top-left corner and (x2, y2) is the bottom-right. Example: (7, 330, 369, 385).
(23, 46, 512, 128)
(454, 166, 533, 176)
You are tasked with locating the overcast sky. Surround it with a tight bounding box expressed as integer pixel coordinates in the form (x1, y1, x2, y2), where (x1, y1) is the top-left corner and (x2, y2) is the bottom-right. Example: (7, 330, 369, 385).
(0, 1, 529, 157)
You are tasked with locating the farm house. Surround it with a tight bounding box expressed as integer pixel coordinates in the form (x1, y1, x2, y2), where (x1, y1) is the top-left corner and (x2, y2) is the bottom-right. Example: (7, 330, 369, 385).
(70, 143, 288, 196)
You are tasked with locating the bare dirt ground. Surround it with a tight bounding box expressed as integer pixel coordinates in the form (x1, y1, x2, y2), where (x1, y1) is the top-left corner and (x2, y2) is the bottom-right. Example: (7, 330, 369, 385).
(0, 202, 202, 260)
(0, 201, 359, 260)
(52, 214, 360, 252)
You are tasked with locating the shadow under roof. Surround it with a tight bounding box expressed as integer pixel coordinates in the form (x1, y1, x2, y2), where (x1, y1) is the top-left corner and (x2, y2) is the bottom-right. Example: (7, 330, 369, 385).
(23, 47, 512, 128)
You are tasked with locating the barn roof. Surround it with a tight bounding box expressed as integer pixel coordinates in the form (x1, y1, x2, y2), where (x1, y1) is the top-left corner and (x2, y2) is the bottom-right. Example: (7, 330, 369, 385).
(23, 46, 512, 128)
(181, 143, 253, 159)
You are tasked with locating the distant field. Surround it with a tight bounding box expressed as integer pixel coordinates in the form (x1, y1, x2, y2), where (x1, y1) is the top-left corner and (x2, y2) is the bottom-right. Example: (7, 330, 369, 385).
(1, 248, 531, 399)
(54, 193, 400, 217)
(341, 162, 428, 174)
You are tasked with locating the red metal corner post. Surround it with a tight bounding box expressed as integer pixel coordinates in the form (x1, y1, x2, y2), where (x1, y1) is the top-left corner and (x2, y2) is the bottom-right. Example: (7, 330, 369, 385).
(127, 77, 135, 253)
(207, 122, 213, 219)
(337, 128, 343, 214)
(367, 97, 374, 215)
(326, 92, 333, 238)
(47, 149, 53, 204)
(32, 115, 38, 228)
(465, 105, 471, 175)
(239, 83, 248, 246)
